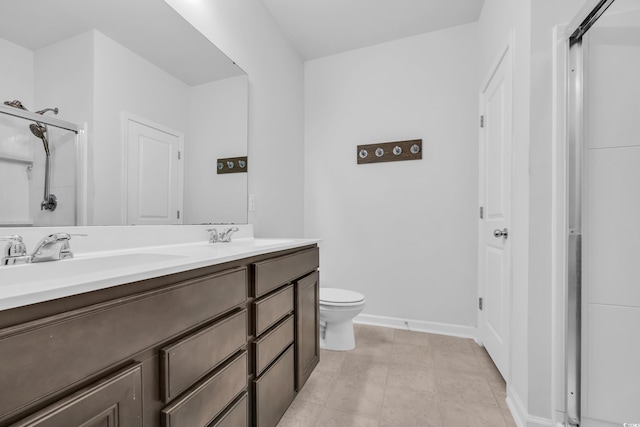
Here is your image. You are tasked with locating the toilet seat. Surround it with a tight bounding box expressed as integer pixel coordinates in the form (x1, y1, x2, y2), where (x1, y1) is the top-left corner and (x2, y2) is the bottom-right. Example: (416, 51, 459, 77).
(320, 288, 365, 307)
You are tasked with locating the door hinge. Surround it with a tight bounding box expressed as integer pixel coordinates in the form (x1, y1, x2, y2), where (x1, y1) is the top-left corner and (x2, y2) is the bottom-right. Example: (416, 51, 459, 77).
(178, 151, 181, 160)
(479, 297, 483, 311)
(479, 206, 484, 219)
(480, 115, 485, 128)
(177, 210, 180, 219)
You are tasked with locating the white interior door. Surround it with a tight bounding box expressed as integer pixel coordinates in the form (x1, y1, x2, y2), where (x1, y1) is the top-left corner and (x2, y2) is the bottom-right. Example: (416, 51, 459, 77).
(478, 44, 512, 380)
(126, 119, 183, 225)
(580, 4, 640, 425)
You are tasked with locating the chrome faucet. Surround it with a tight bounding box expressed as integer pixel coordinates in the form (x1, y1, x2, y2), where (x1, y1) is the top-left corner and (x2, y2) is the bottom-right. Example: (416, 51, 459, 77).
(1, 235, 29, 265)
(207, 227, 239, 243)
(0, 233, 86, 266)
(30, 233, 76, 263)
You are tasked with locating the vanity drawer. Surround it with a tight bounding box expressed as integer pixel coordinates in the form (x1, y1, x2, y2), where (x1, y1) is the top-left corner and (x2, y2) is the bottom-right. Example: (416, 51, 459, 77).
(254, 345, 295, 427)
(254, 285, 294, 336)
(0, 267, 247, 420)
(161, 310, 248, 403)
(254, 315, 294, 376)
(253, 247, 319, 297)
(209, 393, 248, 427)
(161, 351, 247, 427)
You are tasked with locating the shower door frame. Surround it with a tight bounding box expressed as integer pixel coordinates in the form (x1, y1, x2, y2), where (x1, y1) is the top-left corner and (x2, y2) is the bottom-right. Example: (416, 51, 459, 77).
(552, 1, 616, 426)
(0, 104, 87, 226)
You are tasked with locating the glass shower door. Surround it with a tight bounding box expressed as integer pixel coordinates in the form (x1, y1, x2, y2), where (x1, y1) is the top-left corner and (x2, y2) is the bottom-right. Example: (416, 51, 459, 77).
(578, 1, 640, 425)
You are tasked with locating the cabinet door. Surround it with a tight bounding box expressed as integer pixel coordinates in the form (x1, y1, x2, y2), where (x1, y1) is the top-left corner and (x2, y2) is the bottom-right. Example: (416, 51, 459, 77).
(11, 363, 142, 427)
(254, 346, 295, 427)
(295, 271, 320, 391)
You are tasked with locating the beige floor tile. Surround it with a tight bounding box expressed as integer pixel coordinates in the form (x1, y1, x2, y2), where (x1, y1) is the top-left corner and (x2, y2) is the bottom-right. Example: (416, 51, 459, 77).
(276, 398, 323, 427)
(316, 349, 348, 374)
(296, 370, 339, 404)
(432, 349, 482, 376)
(394, 329, 432, 347)
(436, 371, 499, 407)
(354, 323, 395, 344)
(279, 325, 512, 427)
(340, 354, 390, 385)
(502, 409, 518, 427)
(386, 362, 437, 394)
(477, 356, 506, 383)
(429, 333, 475, 355)
(349, 338, 394, 362)
(315, 407, 379, 427)
(439, 401, 508, 427)
(390, 342, 433, 367)
(488, 380, 509, 410)
(380, 385, 442, 427)
(324, 378, 385, 419)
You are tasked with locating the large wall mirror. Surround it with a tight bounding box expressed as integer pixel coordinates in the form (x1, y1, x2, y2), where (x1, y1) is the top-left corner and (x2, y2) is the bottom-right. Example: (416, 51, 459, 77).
(0, 0, 248, 227)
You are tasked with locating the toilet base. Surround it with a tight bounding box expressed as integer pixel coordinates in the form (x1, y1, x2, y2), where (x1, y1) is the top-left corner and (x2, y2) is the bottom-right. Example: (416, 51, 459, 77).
(320, 318, 356, 351)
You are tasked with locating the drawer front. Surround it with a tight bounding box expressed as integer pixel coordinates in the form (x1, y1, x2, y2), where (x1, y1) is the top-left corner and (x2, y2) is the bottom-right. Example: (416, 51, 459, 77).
(209, 393, 248, 427)
(254, 285, 294, 336)
(161, 352, 247, 427)
(11, 363, 142, 427)
(254, 345, 295, 427)
(0, 267, 247, 420)
(253, 247, 319, 297)
(254, 315, 294, 376)
(161, 310, 248, 403)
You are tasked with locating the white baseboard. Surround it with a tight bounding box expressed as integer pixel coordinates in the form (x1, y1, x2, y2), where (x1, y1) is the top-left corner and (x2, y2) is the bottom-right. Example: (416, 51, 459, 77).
(507, 385, 553, 427)
(353, 313, 477, 340)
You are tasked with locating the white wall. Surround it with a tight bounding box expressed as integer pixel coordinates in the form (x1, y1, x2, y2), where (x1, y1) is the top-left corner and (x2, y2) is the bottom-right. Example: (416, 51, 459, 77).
(0, 38, 33, 225)
(185, 75, 248, 224)
(92, 30, 189, 225)
(304, 24, 479, 329)
(163, 0, 305, 238)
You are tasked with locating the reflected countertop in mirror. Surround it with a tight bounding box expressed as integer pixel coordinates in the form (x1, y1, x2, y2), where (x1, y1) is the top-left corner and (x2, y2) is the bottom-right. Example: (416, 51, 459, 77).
(0, 0, 248, 227)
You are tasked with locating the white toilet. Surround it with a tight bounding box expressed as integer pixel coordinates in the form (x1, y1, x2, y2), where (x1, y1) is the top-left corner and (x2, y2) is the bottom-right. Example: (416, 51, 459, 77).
(319, 288, 366, 351)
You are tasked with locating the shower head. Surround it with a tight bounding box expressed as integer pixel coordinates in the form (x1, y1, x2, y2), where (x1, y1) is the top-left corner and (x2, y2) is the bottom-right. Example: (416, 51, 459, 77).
(3, 100, 28, 110)
(29, 123, 50, 156)
(35, 107, 59, 115)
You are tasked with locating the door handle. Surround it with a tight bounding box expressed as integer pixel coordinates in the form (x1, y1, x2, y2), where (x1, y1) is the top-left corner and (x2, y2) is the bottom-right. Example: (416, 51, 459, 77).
(493, 228, 509, 239)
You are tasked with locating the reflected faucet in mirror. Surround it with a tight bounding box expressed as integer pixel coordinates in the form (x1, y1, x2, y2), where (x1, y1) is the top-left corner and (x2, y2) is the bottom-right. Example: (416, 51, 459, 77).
(3, 100, 60, 212)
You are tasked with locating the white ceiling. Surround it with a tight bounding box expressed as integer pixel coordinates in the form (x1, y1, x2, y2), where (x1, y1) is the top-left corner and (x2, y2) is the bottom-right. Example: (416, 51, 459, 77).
(0, 0, 244, 86)
(261, 0, 485, 60)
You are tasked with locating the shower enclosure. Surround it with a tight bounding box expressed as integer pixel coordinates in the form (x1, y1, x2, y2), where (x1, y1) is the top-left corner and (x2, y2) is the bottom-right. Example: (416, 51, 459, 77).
(564, 0, 640, 426)
(0, 103, 84, 226)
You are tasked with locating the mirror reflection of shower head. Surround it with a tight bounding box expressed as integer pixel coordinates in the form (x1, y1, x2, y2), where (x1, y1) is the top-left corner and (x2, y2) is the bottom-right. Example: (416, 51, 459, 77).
(3, 100, 27, 110)
(35, 107, 59, 115)
(29, 123, 50, 156)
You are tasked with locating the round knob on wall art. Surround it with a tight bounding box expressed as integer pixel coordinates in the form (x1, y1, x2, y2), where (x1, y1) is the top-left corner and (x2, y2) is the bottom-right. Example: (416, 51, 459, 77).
(217, 162, 224, 170)
(393, 146, 402, 155)
(375, 147, 384, 157)
(238, 160, 246, 168)
(359, 149, 368, 159)
(410, 144, 420, 154)
(227, 161, 235, 169)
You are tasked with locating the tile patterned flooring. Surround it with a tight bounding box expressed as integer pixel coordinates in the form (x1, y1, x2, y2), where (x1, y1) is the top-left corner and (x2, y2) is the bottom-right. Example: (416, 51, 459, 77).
(277, 324, 517, 427)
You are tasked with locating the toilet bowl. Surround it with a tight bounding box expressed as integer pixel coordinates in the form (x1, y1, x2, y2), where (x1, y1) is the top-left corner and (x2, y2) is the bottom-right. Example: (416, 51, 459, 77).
(319, 288, 366, 351)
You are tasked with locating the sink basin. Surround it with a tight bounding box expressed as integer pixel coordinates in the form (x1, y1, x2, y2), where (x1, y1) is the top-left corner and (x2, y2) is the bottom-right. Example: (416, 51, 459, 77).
(61, 252, 187, 270)
(0, 253, 187, 286)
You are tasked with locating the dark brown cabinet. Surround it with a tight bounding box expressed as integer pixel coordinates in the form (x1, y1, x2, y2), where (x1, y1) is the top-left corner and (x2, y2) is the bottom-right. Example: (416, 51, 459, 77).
(11, 363, 143, 427)
(0, 244, 319, 427)
(295, 270, 320, 391)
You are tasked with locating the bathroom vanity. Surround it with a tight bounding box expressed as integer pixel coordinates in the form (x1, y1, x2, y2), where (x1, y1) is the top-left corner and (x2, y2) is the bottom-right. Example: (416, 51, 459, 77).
(0, 232, 319, 427)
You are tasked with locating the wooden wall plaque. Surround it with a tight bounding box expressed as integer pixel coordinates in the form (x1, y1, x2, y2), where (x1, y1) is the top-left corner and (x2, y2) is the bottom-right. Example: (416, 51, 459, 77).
(357, 139, 422, 164)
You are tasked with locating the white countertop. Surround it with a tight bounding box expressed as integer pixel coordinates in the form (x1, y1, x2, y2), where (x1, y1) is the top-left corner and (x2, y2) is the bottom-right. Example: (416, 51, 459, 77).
(0, 234, 319, 312)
